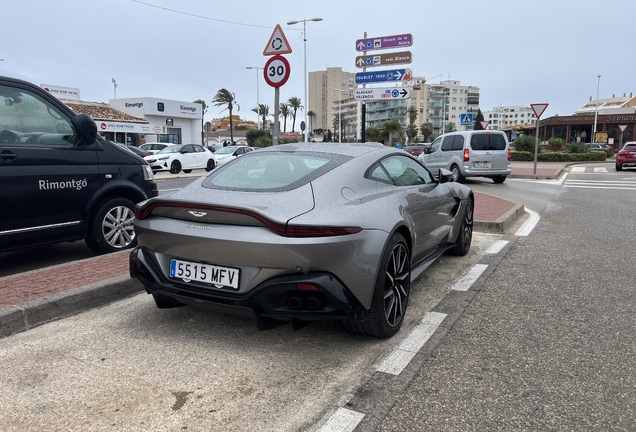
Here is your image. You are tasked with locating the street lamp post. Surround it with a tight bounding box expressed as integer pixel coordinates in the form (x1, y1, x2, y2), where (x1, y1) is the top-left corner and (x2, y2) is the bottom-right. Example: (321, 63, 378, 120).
(246, 66, 263, 129)
(592, 74, 601, 144)
(287, 17, 323, 142)
(333, 89, 343, 144)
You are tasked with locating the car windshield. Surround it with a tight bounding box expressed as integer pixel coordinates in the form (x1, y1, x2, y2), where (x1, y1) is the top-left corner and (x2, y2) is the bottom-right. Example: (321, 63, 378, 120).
(157, 145, 183, 154)
(202, 151, 350, 191)
(215, 146, 238, 155)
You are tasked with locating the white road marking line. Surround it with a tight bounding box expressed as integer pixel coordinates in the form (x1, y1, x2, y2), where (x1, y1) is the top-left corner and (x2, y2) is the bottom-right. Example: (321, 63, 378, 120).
(515, 208, 540, 236)
(571, 167, 586, 173)
(564, 185, 636, 190)
(376, 312, 447, 376)
(594, 167, 608, 173)
(485, 240, 509, 255)
(317, 408, 365, 432)
(451, 264, 488, 292)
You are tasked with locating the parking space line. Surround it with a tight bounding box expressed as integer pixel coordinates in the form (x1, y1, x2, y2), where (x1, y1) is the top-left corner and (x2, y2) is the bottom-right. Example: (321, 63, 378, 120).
(451, 264, 488, 292)
(316, 407, 365, 432)
(485, 240, 509, 255)
(376, 312, 447, 375)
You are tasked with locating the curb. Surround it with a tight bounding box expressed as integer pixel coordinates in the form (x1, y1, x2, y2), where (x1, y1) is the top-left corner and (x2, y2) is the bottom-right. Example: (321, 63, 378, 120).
(474, 203, 525, 234)
(0, 275, 143, 338)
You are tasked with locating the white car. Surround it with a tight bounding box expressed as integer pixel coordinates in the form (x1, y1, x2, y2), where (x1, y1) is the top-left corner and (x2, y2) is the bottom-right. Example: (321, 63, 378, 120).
(139, 142, 176, 155)
(144, 144, 216, 174)
(212, 145, 254, 168)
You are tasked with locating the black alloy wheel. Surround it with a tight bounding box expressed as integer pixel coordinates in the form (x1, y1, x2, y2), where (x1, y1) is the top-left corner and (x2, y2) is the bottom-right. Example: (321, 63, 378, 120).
(170, 160, 182, 174)
(448, 196, 473, 256)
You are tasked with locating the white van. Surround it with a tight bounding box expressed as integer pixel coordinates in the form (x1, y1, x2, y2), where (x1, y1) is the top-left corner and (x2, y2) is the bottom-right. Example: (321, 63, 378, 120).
(418, 130, 511, 183)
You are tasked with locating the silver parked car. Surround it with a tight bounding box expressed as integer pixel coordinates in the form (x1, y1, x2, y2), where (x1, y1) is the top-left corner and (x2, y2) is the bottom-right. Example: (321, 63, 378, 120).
(418, 130, 512, 183)
(129, 142, 474, 338)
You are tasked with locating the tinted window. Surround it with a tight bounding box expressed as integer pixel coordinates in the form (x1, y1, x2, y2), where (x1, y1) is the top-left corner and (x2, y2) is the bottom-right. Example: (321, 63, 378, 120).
(378, 155, 434, 186)
(0, 84, 76, 148)
(470, 133, 507, 151)
(441, 136, 454, 151)
(452, 135, 465, 150)
(623, 144, 636, 151)
(203, 151, 350, 191)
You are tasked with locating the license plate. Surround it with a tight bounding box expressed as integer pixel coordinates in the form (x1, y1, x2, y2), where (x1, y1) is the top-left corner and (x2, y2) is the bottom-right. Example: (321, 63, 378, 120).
(169, 259, 239, 289)
(473, 162, 491, 169)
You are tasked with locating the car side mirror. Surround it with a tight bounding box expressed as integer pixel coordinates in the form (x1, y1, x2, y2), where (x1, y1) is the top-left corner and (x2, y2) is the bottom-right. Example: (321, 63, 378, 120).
(438, 168, 454, 183)
(71, 114, 97, 145)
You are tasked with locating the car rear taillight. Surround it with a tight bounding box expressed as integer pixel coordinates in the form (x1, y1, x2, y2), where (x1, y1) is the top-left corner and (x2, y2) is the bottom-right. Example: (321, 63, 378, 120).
(508, 148, 512, 161)
(297, 283, 320, 291)
(463, 149, 470, 162)
(134, 202, 362, 238)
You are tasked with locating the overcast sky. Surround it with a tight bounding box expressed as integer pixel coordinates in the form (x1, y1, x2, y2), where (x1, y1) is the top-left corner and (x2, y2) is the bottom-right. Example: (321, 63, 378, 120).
(2, 0, 633, 123)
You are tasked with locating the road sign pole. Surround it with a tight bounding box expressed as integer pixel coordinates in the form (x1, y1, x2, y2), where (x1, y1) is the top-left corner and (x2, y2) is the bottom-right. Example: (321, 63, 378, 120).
(273, 87, 280, 146)
(530, 104, 549, 176)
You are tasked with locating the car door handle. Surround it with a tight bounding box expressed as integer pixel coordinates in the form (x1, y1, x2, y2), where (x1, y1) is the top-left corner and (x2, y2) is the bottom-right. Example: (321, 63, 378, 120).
(1, 150, 17, 162)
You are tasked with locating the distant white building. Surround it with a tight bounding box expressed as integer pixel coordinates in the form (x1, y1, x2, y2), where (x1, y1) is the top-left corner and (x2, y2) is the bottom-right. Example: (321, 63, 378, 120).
(427, 80, 480, 134)
(481, 105, 537, 130)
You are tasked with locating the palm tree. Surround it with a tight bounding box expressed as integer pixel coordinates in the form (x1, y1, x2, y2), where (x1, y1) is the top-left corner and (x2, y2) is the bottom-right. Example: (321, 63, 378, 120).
(212, 89, 240, 144)
(193, 99, 208, 146)
(251, 103, 270, 129)
(382, 120, 402, 146)
(279, 103, 290, 132)
(287, 96, 303, 132)
(307, 110, 316, 135)
(407, 106, 418, 125)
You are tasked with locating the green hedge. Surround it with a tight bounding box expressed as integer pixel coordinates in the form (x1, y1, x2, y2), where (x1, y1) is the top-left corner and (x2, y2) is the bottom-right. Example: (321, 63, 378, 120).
(511, 150, 608, 162)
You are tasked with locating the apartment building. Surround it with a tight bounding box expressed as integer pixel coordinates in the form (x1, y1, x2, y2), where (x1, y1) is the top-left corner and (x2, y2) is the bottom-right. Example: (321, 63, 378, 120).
(308, 67, 356, 132)
(481, 105, 537, 130)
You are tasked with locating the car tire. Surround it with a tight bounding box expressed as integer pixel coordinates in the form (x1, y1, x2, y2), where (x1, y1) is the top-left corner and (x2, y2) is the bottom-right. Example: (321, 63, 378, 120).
(492, 175, 506, 184)
(205, 159, 216, 172)
(447, 196, 473, 256)
(170, 160, 182, 174)
(450, 164, 465, 183)
(85, 197, 137, 255)
(616, 164, 622, 171)
(342, 233, 410, 339)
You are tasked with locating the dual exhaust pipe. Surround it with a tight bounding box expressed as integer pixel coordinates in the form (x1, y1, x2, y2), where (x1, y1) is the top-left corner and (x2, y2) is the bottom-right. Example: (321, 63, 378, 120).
(288, 294, 327, 310)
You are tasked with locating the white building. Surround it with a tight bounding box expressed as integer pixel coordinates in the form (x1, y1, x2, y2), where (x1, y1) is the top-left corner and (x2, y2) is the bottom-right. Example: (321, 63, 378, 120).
(110, 97, 202, 145)
(482, 105, 537, 130)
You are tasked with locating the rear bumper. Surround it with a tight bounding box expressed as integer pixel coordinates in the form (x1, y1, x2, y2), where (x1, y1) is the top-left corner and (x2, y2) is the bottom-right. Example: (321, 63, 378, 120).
(129, 247, 369, 323)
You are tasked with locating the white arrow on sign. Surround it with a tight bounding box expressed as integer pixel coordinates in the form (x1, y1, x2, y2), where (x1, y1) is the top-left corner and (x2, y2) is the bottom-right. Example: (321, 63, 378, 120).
(355, 86, 412, 101)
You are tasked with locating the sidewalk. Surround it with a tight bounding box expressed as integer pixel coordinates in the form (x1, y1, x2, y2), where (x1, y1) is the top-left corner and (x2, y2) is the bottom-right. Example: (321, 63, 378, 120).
(0, 162, 567, 338)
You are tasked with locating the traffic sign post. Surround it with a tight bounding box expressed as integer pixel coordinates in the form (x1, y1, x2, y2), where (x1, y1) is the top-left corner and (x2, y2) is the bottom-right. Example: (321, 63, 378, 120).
(355, 68, 411, 84)
(619, 124, 628, 151)
(531, 103, 549, 175)
(480, 121, 491, 130)
(263, 24, 292, 56)
(355, 87, 412, 101)
(460, 113, 474, 126)
(264, 55, 291, 146)
(355, 33, 413, 52)
(355, 51, 412, 68)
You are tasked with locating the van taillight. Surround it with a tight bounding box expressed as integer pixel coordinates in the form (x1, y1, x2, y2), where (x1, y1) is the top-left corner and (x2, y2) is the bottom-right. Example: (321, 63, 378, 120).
(463, 149, 470, 162)
(508, 148, 512, 161)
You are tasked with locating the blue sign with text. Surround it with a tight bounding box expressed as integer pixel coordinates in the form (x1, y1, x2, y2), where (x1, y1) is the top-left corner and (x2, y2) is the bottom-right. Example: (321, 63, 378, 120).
(355, 69, 411, 85)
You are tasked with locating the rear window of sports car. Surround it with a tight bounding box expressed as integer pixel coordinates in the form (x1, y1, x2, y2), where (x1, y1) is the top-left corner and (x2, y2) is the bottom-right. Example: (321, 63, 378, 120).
(201, 151, 351, 191)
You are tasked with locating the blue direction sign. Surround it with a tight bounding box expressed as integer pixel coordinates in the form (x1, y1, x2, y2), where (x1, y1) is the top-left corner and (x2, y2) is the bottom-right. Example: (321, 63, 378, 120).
(460, 113, 474, 126)
(355, 69, 412, 85)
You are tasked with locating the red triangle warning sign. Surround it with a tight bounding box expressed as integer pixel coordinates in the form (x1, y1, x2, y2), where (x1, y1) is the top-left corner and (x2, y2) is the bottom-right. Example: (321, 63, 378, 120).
(263, 24, 292, 56)
(531, 103, 549, 119)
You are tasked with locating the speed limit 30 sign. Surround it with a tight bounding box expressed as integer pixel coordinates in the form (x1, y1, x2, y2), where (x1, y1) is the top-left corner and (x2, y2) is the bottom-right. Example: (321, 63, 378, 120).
(263, 55, 291, 88)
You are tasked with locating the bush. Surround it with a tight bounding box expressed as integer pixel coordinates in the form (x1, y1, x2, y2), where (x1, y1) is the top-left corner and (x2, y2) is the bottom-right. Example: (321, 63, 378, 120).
(511, 150, 607, 162)
(567, 142, 587, 153)
(253, 136, 273, 148)
(549, 137, 564, 151)
(513, 135, 539, 153)
(246, 129, 270, 146)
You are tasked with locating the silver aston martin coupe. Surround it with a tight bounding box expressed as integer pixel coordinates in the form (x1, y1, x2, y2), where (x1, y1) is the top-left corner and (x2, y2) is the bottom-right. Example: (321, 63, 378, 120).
(129, 142, 474, 338)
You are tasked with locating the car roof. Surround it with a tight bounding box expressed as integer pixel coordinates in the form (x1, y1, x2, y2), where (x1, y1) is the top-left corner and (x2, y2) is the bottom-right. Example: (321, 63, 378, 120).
(257, 142, 389, 158)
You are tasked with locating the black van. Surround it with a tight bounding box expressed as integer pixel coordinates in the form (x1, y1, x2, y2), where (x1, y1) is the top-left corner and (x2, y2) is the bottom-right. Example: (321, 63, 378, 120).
(0, 76, 158, 254)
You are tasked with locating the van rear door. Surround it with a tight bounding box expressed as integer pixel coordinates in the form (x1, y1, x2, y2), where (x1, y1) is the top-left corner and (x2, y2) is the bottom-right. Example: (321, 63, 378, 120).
(468, 132, 508, 173)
